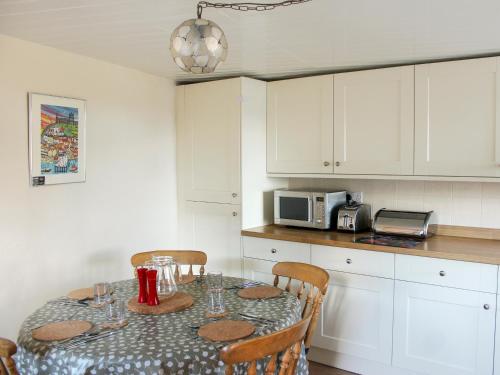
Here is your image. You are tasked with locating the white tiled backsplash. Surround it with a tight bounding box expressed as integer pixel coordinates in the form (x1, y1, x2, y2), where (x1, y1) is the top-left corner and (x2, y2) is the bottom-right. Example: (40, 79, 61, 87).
(288, 178, 500, 229)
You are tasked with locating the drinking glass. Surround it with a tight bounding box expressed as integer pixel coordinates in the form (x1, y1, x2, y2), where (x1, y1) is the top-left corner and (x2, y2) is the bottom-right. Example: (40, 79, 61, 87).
(207, 272, 223, 290)
(94, 282, 111, 305)
(106, 300, 126, 323)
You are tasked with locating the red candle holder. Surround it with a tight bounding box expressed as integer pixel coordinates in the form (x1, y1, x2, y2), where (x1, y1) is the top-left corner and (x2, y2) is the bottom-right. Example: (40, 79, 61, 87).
(146, 269, 160, 306)
(137, 267, 148, 304)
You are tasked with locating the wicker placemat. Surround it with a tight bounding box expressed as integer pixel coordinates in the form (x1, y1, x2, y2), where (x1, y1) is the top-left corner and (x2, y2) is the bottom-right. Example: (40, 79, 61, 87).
(206, 310, 228, 319)
(198, 320, 255, 342)
(32, 320, 92, 341)
(67, 287, 93, 300)
(127, 292, 193, 315)
(237, 286, 282, 300)
(176, 274, 196, 285)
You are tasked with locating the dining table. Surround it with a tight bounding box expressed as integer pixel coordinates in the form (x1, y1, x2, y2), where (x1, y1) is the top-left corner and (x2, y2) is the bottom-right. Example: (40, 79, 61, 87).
(16, 276, 309, 374)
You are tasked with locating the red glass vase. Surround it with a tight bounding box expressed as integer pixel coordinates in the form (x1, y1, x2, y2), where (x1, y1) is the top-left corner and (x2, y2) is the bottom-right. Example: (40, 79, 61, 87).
(146, 269, 160, 306)
(137, 267, 148, 304)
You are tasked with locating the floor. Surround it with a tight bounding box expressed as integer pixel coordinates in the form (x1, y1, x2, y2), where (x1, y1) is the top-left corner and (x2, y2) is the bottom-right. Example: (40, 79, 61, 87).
(309, 361, 358, 375)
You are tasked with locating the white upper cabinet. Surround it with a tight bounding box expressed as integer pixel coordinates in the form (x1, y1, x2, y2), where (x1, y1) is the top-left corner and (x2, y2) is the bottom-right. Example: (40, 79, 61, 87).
(267, 75, 334, 174)
(177, 79, 241, 204)
(415, 57, 500, 177)
(333, 66, 415, 175)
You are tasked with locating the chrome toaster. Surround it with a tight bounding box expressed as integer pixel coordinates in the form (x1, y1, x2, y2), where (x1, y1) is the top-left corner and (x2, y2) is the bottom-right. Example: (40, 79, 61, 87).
(337, 204, 371, 232)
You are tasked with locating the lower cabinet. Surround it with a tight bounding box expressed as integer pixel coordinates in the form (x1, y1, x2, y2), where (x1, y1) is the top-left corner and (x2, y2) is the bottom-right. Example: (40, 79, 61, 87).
(393, 281, 496, 375)
(242, 257, 276, 285)
(312, 271, 394, 366)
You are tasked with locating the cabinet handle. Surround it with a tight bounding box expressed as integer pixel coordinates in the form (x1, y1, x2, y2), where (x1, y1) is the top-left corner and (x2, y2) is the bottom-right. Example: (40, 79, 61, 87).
(232, 193, 238, 198)
(484, 304, 490, 310)
(335, 161, 340, 167)
(346, 258, 352, 264)
(271, 248, 277, 254)
(439, 270, 446, 277)
(323, 161, 330, 167)
(232, 211, 238, 217)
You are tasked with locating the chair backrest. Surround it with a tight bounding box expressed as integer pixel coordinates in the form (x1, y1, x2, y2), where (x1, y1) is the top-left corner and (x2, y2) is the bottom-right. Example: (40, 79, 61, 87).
(219, 313, 312, 375)
(272, 261, 329, 349)
(130, 250, 207, 279)
(0, 338, 18, 375)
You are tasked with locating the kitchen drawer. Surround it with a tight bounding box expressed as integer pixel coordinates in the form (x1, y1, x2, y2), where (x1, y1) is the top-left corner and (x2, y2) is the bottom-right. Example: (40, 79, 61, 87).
(311, 245, 394, 279)
(242, 236, 311, 263)
(396, 254, 498, 293)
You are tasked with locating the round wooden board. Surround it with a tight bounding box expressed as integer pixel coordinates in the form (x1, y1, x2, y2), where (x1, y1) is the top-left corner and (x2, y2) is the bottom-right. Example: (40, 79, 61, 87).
(198, 320, 255, 342)
(237, 286, 282, 300)
(176, 274, 196, 285)
(67, 287, 93, 300)
(128, 292, 193, 315)
(32, 320, 92, 341)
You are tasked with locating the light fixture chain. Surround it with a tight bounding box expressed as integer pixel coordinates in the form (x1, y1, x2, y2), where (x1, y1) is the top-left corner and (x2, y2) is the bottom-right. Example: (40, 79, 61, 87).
(198, 0, 312, 15)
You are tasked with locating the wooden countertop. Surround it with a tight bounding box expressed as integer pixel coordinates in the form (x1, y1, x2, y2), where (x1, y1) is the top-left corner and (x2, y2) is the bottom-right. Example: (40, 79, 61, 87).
(241, 225, 500, 265)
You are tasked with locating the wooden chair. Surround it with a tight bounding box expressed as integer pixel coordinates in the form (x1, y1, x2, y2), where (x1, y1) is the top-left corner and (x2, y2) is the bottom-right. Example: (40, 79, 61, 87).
(0, 338, 18, 375)
(272, 262, 329, 350)
(130, 250, 207, 279)
(220, 313, 312, 375)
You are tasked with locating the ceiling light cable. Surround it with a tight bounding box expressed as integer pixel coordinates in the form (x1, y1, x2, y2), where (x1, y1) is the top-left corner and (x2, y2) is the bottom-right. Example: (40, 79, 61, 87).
(197, 0, 312, 18)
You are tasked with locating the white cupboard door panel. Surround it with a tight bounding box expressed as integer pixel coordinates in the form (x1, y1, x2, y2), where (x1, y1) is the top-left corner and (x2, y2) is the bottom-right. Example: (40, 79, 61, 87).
(267, 75, 334, 174)
(415, 57, 500, 177)
(180, 79, 241, 203)
(312, 271, 394, 365)
(393, 281, 496, 375)
(494, 294, 500, 375)
(243, 257, 277, 285)
(333, 66, 414, 175)
(179, 201, 241, 277)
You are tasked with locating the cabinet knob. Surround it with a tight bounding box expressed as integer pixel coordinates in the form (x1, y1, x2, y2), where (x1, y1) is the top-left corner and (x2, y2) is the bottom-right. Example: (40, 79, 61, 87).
(346, 258, 352, 264)
(335, 161, 340, 167)
(232, 193, 238, 198)
(484, 304, 490, 310)
(232, 211, 238, 217)
(323, 161, 330, 167)
(271, 248, 277, 254)
(439, 270, 446, 277)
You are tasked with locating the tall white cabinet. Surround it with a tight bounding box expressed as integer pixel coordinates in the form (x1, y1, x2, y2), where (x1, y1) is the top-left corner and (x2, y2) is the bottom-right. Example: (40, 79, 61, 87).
(177, 78, 287, 277)
(414, 57, 500, 177)
(267, 75, 334, 174)
(333, 66, 414, 175)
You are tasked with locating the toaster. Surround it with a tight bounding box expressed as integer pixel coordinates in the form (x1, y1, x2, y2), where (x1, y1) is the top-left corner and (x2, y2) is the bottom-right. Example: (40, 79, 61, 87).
(337, 204, 371, 232)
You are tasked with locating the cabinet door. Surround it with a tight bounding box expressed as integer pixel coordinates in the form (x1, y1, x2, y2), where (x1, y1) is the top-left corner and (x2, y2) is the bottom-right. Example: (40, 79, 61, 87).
(415, 57, 500, 177)
(333, 66, 414, 175)
(243, 257, 276, 285)
(393, 281, 496, 375)
(494, 294, 500, 375)
(267, 75, 334, 174)
(177, 79, 241, 203)
(178, 201, 241, 277)
(312, 271, 394, 365)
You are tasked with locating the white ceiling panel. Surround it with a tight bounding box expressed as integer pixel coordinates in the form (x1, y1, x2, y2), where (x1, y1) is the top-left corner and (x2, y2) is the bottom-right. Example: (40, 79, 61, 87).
(1, 0, 500, 81)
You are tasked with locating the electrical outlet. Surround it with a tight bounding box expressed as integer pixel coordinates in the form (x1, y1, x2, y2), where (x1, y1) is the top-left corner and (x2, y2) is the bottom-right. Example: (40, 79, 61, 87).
(349, 191, 363, 203)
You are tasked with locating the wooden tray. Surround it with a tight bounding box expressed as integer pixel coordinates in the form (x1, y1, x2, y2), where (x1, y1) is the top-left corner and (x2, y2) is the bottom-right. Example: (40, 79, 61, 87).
(128, 292, 193, 315)
(32, 320, 92, 341)
(237, 286, 282, 300)
(198, 320, 255, 342)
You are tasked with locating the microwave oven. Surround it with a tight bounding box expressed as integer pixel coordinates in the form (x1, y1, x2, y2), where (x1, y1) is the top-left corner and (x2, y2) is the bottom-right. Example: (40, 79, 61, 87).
(274, 189, 347, 229)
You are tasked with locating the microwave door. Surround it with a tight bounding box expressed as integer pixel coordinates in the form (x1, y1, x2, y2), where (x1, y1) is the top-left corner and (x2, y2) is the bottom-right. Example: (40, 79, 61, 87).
(275, 195, 313, 227)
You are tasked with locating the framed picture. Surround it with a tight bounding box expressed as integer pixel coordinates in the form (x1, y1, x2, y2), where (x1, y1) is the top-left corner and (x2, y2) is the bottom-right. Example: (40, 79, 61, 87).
(29, 93, 86, 186)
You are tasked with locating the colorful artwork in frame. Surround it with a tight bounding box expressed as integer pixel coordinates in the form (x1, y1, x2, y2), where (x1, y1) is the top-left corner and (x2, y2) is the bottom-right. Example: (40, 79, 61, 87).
(29, 93, 86, 185)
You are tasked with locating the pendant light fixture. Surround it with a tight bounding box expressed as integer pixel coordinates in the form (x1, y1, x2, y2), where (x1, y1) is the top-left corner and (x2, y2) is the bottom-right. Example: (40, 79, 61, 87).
(170, 1, 312, 74)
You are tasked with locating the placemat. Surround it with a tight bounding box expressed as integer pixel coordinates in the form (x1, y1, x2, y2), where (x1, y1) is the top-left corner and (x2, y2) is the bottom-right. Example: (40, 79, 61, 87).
(127, 292, 193, 315)
(67, 287, 93, 300)
(32, 320, 92, 341)
(176, 274, 196, 285)
(198, 320, 255, 342)
(237, 286, 282, 300)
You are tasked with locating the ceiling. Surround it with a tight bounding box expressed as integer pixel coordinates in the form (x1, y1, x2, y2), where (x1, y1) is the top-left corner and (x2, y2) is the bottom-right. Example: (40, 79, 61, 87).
(1, 0, 500, 82)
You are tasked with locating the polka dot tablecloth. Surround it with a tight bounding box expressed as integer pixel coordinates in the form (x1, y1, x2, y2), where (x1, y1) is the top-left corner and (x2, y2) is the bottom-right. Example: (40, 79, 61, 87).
(16, 277, 309, 374)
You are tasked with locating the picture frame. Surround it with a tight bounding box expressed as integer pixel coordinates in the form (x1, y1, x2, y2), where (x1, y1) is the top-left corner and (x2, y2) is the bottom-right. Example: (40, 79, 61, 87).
(28, 93, 86, 186)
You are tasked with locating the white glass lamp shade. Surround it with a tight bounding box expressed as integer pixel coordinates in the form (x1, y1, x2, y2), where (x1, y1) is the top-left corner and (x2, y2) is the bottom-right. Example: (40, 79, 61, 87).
(170, 18, 228, 74)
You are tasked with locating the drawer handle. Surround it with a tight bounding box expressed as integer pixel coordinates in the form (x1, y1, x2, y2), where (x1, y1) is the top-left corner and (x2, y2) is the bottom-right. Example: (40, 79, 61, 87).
(439, 271, 446, 277)
(484, 304, 490, 310)
(346, 258, 352, 264)
(271, 248, 277, 254)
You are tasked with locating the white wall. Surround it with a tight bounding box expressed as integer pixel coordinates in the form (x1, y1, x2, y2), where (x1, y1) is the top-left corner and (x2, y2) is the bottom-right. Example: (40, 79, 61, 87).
(290, 178, 500, 228)
(0, 35, 177, 339)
